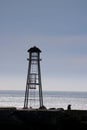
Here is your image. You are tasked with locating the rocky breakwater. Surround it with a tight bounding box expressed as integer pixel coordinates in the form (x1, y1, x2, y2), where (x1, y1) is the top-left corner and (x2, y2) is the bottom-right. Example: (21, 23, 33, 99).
(0, 107, 87, 130)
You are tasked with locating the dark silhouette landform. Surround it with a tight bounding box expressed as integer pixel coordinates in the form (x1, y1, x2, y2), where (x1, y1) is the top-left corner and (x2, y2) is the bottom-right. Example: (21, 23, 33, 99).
(0, 107, 87, 130)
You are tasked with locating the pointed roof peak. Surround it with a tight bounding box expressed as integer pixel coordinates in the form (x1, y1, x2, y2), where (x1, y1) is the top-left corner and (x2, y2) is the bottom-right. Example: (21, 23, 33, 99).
(28, 46, 41, 53)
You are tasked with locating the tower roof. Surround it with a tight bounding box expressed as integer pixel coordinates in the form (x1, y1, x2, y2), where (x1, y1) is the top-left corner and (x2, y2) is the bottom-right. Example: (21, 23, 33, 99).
(28, 46, 41, 53)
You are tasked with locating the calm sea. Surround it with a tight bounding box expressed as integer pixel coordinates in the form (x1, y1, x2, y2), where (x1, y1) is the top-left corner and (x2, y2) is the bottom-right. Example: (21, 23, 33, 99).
(0, 90, 87, 110)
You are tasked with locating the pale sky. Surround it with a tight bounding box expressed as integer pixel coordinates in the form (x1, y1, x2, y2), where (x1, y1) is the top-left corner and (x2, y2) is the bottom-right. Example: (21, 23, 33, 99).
(0, 0, 87, 91)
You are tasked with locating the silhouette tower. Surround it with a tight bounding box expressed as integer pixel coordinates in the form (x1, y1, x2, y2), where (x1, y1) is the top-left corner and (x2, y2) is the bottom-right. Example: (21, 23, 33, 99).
(24, 46, 43, 109)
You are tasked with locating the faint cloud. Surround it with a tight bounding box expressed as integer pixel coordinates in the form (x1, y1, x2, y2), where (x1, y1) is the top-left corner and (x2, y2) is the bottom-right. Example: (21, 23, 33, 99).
(28, 35, 87, 46)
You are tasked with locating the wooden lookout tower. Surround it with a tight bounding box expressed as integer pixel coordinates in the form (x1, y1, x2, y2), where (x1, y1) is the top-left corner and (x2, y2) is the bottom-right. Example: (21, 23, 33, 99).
(24, 46, 43, 109)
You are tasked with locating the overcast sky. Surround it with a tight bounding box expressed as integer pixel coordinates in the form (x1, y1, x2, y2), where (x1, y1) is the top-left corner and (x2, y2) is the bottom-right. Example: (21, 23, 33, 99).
(0, 0, 87, 91)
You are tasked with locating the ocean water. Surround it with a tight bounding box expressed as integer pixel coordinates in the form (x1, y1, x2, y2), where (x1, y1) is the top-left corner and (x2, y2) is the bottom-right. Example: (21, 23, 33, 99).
(0, 90, 87, 110)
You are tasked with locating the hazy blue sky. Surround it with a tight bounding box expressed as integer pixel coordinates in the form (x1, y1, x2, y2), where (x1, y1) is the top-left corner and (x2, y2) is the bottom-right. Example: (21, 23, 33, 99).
(0, 0, 87, 91)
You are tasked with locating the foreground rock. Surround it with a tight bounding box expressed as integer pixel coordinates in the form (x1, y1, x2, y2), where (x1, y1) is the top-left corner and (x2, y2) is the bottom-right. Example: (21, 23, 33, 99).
(0, 107, 87, 130)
